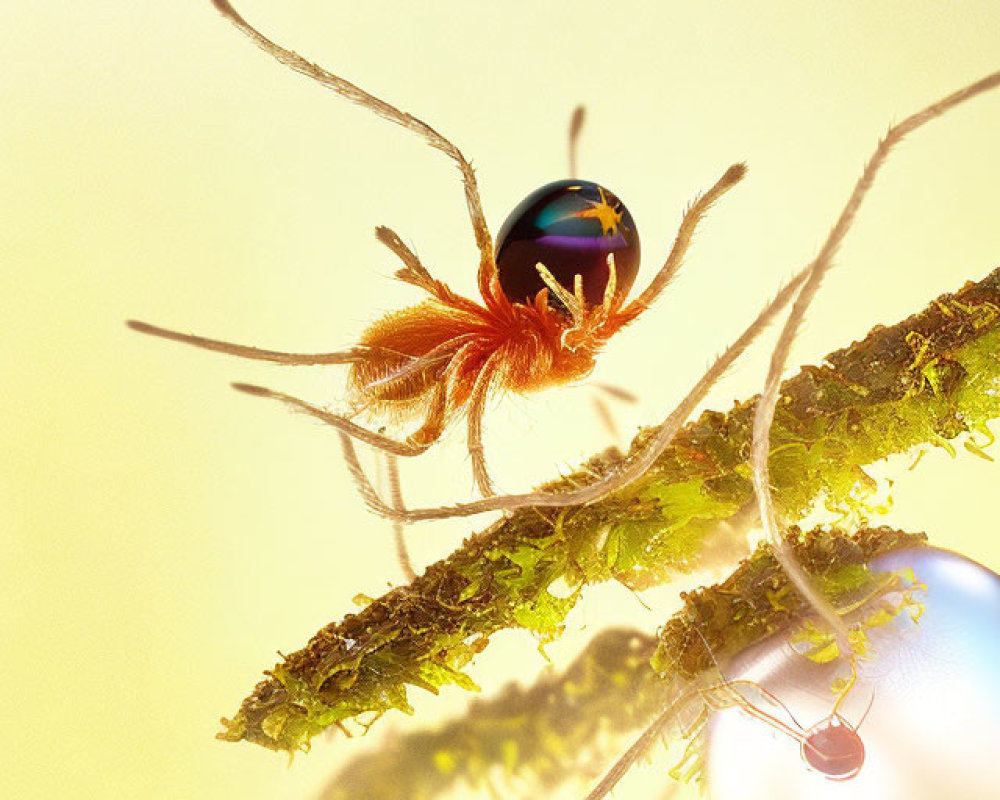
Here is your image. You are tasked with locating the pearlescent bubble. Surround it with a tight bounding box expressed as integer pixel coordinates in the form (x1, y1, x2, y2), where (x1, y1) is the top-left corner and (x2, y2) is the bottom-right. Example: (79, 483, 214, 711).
(705, 547, 1000, 800)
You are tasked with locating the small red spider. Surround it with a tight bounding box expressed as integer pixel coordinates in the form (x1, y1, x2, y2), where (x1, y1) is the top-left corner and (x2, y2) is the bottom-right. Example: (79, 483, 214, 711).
(128, 0, 746, 505)
(585, 645, 872, 800)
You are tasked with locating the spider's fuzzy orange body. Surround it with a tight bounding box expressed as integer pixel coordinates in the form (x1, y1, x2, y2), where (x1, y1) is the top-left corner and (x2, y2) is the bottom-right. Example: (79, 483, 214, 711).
(129, 0, 747, 502)
(347, 275, 631, 446)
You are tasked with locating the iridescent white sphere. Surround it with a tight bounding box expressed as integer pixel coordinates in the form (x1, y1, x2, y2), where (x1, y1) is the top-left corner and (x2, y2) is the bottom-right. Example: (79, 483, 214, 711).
(705, 547, 1000, 800)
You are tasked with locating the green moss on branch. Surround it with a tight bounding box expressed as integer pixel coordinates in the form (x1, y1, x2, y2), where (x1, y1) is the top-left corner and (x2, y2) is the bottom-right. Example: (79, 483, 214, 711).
(317, 527, 926, 799)
(220, 268, 1000, 752)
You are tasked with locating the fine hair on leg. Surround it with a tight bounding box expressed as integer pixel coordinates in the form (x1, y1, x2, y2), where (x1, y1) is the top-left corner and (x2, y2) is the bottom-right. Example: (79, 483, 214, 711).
(229, 381, 445, 457)
(384, 453, 416, 581)
(466, 352, 505, 498)
(617, 163, 747, 318)
(207, 1, 497, 295)
(126, 320, 368, 365)
(749, 68, 1000, 655)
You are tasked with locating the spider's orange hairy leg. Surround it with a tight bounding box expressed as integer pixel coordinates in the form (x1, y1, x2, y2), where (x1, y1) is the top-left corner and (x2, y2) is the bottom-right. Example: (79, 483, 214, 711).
(126, 320, 366, 365)
(466, 351, 506, 498)
(207, 0, 497, 293)
(358, 334, 477, 394)
(750, 67, 1000, 655)
(383, 453, 416, 582)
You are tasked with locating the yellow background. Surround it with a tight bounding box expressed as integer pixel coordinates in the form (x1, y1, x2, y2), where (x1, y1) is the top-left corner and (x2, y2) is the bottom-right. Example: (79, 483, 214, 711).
(4, 2, 999, 798)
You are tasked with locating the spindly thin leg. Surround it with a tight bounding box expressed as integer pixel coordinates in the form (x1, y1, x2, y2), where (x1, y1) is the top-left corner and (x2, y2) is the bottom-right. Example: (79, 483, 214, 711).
(208, 1, 497, 295)
(357, 335, 476, 394)
(230, 381, 447, 456)
(127, 320, 366, 364)
(384, 454, 416, 581)
(749, 67, 1000, 657)
(567, 105, 586, 179)
(584, 689, 692, 800)
(616, 163, 747, 320)
(466, 353, 504, 498)
(345, 68, 1000, 524)
(338, 431, 386, 516)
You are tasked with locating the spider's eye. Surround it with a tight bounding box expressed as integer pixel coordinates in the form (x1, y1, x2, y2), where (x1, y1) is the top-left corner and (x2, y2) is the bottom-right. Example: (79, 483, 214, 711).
(495, 179, 640, 308)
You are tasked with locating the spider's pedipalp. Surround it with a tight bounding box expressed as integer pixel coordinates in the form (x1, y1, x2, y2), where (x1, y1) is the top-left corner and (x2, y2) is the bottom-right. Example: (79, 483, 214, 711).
(602, 254, 618, 311)
(535, 262, 584, 326)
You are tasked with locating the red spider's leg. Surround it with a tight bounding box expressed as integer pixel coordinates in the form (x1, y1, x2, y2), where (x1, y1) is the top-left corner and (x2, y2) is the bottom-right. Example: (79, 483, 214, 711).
(358, 335, 476, 395)
(614, 163, 747, 324)
(208, 1, 495, 289)
(126, 320, 366, 365)
(383, 453, 416, 582)
(466, 351, 505, 498)
(407, 380, 450, 448)
(567, 105, 586, 179)
(229, 381, 446, 456)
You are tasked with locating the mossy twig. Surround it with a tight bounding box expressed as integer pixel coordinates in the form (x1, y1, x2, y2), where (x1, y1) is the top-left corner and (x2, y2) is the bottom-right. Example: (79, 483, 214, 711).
(220, 268, 1000, 752)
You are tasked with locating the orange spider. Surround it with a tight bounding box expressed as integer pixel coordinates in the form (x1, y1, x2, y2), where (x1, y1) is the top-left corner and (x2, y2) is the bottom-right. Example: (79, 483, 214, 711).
(128, 0, 746, 502)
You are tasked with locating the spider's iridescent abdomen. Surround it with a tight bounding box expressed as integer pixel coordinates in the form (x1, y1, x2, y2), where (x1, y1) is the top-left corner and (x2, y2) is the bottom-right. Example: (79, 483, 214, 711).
(495, 179, 640, 308)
